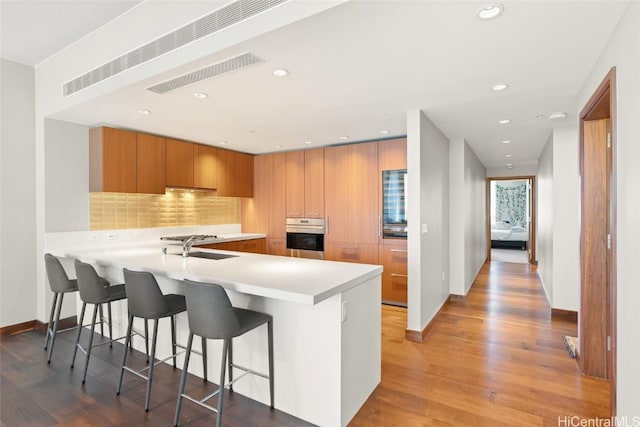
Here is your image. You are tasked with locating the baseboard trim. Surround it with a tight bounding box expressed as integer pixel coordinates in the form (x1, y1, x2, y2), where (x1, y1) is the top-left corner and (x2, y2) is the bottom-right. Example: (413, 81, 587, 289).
(0, 320, 37, 337)
(1, 316, 78, 338)
(551, 308, 578, 322)
(449, 294, 466, 303)
(405, 299, 451, 343)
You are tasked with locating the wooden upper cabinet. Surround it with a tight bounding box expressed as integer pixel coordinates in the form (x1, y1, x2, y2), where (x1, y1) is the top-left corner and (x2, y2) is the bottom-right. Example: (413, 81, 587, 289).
(304, 148, 324, 218)
(378, 138, 407, 171)
(242, 155, 269, 233)
(325, 142, 378, 245)
(268, 153, 286, 239)
(137, 133, 166, 194)
(166, 138, 194, 188)
(217, 149, 253, 197)
(194, 144, 218, 190)
(285, 151, 305, 217)
(90, 126, 137, 193)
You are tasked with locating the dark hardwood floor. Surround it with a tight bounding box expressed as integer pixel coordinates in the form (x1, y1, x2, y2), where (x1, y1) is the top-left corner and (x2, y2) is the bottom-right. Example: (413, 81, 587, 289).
(1, 260, 610, 426)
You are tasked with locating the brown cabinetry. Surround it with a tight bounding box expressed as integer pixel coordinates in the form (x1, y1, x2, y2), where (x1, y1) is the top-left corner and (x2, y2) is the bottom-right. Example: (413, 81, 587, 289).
(90, 127, 137, 193)
(199, 238, 266, 254)
(137, 133, 166, 194)
(217, 149, 253, 197)
(268, 153, 286, 240)
(379, 245, 408, 305)
(194, 144, 218, 190)
(325, 142, 379, 264)
(285, 148, 324, 218)
(166, 138, 194, 188)
(267, 238, 287, 256)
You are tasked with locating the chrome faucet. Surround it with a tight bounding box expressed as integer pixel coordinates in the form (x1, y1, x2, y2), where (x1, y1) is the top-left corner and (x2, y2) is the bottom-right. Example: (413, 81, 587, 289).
(182, 235, 205, 257)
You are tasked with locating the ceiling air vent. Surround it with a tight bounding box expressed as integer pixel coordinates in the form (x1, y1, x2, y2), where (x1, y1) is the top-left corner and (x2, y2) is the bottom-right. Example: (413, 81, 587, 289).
(62, 0, 288, 97)
(146, 52, 264, 94)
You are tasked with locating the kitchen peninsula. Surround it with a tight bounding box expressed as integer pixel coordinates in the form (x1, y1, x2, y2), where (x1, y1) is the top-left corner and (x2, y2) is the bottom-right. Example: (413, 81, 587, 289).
(60, 244, 382, 427)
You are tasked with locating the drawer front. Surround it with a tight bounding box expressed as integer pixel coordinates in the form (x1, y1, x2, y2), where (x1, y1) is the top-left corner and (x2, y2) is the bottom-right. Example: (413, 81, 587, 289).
(267, 238, 287, 256)
(325, 242, 378, 264)
(380, 245, 408, 274)
(236, 238, 266, 254)
(382, 270, 408, 305)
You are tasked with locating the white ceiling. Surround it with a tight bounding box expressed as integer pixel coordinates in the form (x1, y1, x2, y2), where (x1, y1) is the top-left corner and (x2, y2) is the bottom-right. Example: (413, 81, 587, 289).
(1, 1, 629, 169)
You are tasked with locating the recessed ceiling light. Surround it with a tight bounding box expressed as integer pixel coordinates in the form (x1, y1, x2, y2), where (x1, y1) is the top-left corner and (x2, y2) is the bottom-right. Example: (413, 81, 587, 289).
(137, 109, 151, 115)
(380, 130, 390, 135)
(477, 3, 504, 20)
(506, 164, 514, 169)
(219, 141, 227, 145)
(492, 83, 508, 91)
(304, 140, 313, 145)
(273, 68, 289, 77)
(194, 92, 208, 99)
(505, 154, 512, 158)
(536, 114, 546, 119)
(340, 136, 349, 141)
(498, 119, 510, 124)
(502, 140, 511, 144)
(549, 112, 568, 120)
(275, 145, 282, 149)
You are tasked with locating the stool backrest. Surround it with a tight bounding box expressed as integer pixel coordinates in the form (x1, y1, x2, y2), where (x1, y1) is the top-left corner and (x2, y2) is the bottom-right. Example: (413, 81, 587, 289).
(74, 260, 110, 304)
(44, 253, 76, 293)
(123, 269, 169, 319)
(183, 279, 240, 339)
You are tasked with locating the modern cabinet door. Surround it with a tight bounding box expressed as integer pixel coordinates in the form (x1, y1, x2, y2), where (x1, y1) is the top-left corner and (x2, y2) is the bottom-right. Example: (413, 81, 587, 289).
(90, 126, 137, 193)
(267, 238, 286, 256)
(166, 138, 194, 188)
(325, 242, 378, 265)
(199, 238, 266, 254)
(194, 144, 218, 190)
(379, 244, 408, 305)
(242, 155, 269, 233)
(325, 142, 378, 245)
(285, 150, 305, 217)
(137, 133, 166, 194)
(304, 148, 324, 218)
(268, 153, 286, 239)
(235, 151, 254, 198)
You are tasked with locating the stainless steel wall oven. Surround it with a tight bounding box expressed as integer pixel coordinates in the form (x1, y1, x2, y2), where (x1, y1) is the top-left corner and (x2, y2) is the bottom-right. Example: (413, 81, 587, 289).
(285, 218, 325, 259)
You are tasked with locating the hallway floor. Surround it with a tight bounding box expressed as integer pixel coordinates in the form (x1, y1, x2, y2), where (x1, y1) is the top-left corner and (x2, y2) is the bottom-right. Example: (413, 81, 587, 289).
(351, 261, 611, 426)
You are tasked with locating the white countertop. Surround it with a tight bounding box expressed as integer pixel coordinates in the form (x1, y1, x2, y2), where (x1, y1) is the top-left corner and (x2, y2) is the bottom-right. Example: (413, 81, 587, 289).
(62, 246, 381, 305)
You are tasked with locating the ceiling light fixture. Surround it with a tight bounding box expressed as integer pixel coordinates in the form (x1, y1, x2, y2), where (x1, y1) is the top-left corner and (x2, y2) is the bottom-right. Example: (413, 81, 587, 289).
(477, 3, 504, 20)
(506, 164, 514, 169)
(305, 140, 313, 145)
(380, 130, 390, 135)
(273, 68, 289, 77)
(275, 145, 282, 149)
(137, 109, 151, 115)
(505, 154, 512, 158)
(498, 119, 510, 124)
(219, 141, 227, 145)
(194, 92, 208, 99)
(549, 112, 568, 120)
(340, 136, 349, 141)
(536, 114, 546, 119)
(502, 140, 511, 144)
(492, 83, 508, 91)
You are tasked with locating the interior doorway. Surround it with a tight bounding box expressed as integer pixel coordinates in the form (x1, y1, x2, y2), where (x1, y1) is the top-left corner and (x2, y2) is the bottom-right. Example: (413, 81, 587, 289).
(579, 67, 617, 414)
(486, 176, 536, 264)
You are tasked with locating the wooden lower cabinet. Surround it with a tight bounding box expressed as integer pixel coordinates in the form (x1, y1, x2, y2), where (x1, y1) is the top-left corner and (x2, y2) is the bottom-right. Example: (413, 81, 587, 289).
(267, 238, 286, 256)
(379, 245, 408, 305)
(325, 242, 378, 265)
(199, 238, 266, 254)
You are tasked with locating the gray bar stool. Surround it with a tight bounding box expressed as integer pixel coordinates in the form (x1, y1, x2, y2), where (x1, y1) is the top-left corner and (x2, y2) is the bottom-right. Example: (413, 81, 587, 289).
(43, 254, 79, 363)
(117, 269, 208, 412)
(174, 279, 274, 427)
(71, 259, 127, 384)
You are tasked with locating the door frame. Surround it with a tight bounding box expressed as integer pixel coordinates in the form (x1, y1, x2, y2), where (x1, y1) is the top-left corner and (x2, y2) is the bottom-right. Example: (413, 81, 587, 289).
(579, 67, 617, 414)
(486, 176, 537, 264)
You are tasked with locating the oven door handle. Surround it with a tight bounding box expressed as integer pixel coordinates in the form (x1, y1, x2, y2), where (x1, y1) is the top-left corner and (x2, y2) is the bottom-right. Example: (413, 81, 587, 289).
(285, 227, 325, 234)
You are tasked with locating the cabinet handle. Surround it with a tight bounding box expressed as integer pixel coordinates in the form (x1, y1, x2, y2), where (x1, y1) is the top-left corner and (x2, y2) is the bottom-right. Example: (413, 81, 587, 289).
(390, 273, 408, 278)
(287, 212, 301, 216)
(390, 249, 408, 253)
(341, 246, 359, 251)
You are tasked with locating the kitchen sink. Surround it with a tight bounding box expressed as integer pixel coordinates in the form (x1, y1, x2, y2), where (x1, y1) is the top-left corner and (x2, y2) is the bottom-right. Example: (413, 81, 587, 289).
(180, 252, 238, 260)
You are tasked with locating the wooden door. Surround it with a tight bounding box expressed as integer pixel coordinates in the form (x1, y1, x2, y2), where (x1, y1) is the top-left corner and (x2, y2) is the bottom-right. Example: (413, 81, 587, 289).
(235, 152, 254, 197)
(136, 133, 166, 194)
(304, 148, 324, 217)
(324, 145, 351, 243)
(194, 144, 218, 190)
(285, 150, 305, 217)
(91, 127, 137, 193)
(268, 153, 286, 239)
(216, 148, 234, 195)
(242, 155, 269, 233)
(166, 138, 194, 188)
(580, 118, 610, 378)
(350, 142, 379, 244)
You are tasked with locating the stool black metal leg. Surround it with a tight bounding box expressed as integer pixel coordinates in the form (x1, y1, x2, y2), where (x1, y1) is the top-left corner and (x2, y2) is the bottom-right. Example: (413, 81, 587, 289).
(71, 302, 87, 368)
(82, 305, 100, 384)
(99, 303, 105, 337)
(268, 319, 274, 409)
(44, 293, 58, 350)
(47, 293, 64, 363)
(145, 319, 150, 363)
(107, 302, 113, 348)
(216, 339, 229, 427)
(174, 332, 194, 427)
(117, 314, 134, 395)
(201, 336, 208, 382)
(171, 315, 177, 368)
(145, 319, 159, 412)
(228, 339, 233, 392)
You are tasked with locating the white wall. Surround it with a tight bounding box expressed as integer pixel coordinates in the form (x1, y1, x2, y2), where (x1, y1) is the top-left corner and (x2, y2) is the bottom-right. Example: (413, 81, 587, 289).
(450, 139, 486, 296)
(577, 2, 640, 416)
(44, 119, 89, 232)
(487, 163, 538, 178)
(536, 133, 554, 304)
(407, 110, 450, 333)
(0, 59, 37, 327)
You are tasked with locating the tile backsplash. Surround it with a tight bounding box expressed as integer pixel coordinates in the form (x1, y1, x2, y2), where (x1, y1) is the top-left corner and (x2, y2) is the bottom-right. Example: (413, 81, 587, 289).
(90, 190, 240, 230)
